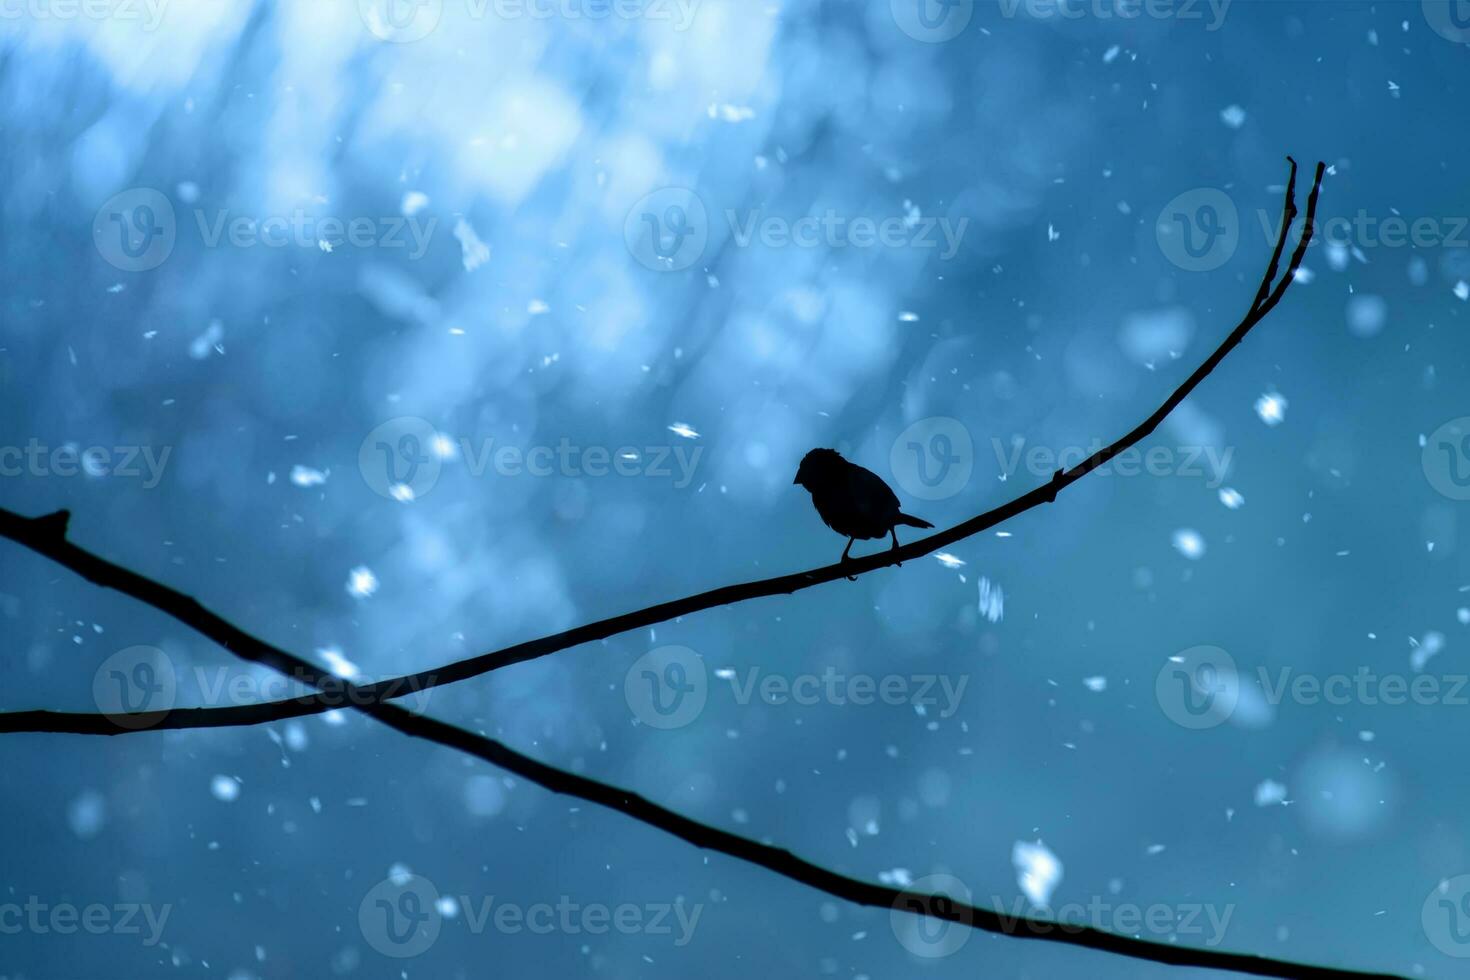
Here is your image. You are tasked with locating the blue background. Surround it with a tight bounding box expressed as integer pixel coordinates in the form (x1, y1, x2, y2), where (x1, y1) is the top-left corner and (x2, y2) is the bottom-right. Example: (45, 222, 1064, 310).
(3, 1, 1470, 977)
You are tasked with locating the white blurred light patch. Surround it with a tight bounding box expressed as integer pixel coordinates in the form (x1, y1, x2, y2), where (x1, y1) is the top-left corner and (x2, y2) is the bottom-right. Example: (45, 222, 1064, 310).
(210, 775, 241, 803)
(1172, 528, 1206, 560)
(1293, 749, 1397, 842)
(67, 790, 106, 839)
(1255, 392, 1288, 426)
(318, 646, 360, 680)
(1118, 307, 1194, 366)
(1346, 294, 1387, 338)
(347, 566, 379, 599)
(1013, 840, 1063, 908)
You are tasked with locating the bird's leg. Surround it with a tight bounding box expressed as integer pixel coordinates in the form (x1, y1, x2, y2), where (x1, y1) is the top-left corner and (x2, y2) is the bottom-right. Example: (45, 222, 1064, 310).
(890, 527, 902, 567)
(841, 537, 858, 581)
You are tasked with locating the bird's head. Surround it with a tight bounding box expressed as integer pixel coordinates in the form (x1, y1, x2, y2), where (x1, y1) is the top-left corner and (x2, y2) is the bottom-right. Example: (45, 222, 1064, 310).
(793, 448, 845, 490)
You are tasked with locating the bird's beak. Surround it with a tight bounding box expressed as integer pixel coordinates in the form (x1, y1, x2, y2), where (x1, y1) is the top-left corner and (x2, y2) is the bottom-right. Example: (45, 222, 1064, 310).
(792, 474, 800, 485)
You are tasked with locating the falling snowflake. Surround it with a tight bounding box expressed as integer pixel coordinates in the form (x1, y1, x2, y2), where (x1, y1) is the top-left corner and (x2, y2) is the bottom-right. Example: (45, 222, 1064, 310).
(1410, 632, 1445, 673)
(319, 646, 360, 679)
(1255, 392, 1287, 426)
(934, 552, 966, 569)
(1218, 487, 1245, 510)
(401, 191, 430, 216)
(290, 465, 328, 488)
(210, 775, 241, 802)
(346, 566, 379, 598)
(667, 422, 700, 439)
(1172, 528, 1206, 560)
(978, 577, 1004, 623)
(453, 218, 490, 271)
(1013, 840, 1062, 907)
(1254, 779, 1288, 807)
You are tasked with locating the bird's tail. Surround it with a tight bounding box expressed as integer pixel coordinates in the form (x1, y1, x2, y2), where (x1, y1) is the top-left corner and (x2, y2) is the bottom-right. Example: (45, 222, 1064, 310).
(896, 512, 934, 530)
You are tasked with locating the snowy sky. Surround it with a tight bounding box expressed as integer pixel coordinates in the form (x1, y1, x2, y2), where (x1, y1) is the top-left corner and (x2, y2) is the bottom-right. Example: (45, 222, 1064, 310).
(3, 2, 1470, 977)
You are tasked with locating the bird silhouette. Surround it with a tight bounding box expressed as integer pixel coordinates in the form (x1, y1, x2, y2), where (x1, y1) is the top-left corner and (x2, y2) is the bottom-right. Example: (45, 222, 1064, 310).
(793, 448, 934, 578)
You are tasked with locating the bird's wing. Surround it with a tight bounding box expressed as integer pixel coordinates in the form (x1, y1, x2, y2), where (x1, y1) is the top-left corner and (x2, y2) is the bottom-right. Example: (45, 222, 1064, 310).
(849, 462, 901, 512)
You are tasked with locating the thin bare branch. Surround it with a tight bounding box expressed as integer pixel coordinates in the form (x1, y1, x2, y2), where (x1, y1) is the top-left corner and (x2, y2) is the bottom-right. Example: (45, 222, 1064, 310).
(0, 162, 1388, 979)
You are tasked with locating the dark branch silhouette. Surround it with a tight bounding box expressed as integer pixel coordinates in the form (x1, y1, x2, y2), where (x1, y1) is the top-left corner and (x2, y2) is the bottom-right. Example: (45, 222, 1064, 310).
(0, 161, 1390, 980)
(2, 160, 1327, 740)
